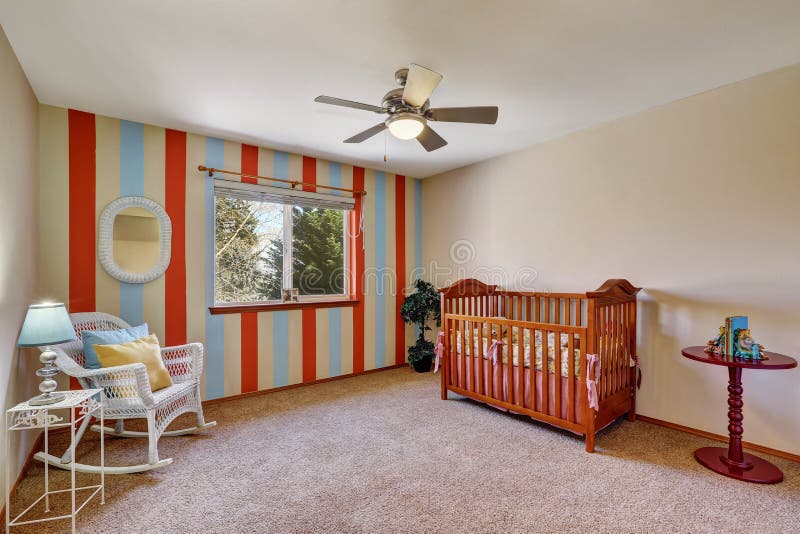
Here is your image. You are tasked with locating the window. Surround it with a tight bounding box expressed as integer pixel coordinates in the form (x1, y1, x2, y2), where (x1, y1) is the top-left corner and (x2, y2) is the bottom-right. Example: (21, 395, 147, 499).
(213, 180, 352, 304)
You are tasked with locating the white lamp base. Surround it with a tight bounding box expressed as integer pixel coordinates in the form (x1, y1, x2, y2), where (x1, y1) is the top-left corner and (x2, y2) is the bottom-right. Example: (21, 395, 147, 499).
(29, 392, 67, 406)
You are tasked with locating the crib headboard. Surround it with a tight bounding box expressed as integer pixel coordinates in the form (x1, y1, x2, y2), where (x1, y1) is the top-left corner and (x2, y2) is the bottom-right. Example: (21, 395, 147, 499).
(438, 278, 500, 321)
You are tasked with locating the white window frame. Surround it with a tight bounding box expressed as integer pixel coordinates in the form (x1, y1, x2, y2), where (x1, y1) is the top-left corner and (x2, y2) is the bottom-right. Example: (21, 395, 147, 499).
(213, 183, 351, 305)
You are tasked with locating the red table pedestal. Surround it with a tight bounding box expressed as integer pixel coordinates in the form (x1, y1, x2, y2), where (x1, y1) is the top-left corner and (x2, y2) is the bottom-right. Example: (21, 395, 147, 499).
(694, 447, 784, 484)
(682, 346, 797, 485)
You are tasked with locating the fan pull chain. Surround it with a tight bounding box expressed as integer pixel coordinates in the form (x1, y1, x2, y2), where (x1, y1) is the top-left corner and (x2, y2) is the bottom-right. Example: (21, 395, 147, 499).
(384, 130, 388, 163)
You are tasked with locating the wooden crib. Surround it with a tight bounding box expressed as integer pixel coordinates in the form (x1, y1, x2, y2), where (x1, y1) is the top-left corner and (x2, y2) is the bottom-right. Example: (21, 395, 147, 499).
(438, 278, 640, 452)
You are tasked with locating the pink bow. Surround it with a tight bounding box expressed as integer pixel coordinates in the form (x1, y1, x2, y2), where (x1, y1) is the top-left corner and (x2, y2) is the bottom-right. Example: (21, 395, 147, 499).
(434, 332, 445, 373)
(587, 353, 600, 411)
(486, 340, 505, 365)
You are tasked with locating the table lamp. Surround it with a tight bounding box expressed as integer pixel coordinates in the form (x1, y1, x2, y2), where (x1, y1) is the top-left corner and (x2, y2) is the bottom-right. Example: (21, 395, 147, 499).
(17, 303, 76, 405)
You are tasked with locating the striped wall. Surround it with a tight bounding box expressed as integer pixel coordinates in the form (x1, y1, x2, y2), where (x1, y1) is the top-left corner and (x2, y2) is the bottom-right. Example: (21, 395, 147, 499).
(39, 105, 423, 400)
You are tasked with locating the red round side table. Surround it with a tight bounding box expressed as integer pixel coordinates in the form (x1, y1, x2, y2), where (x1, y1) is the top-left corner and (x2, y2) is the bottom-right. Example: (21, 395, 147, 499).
(682, 346, 797, 484)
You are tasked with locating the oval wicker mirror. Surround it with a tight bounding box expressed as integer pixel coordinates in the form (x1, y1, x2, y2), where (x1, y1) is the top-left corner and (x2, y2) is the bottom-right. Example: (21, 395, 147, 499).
(98, 196, 172, 283)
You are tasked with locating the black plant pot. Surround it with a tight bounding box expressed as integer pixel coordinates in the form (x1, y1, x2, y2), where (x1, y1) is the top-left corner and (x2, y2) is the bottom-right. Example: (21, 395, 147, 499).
(410, 355, 433, 373)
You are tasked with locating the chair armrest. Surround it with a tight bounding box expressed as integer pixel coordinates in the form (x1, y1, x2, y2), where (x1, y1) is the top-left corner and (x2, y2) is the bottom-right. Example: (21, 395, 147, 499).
(72, 363, 156, 408)
(160, 343, 203, 383)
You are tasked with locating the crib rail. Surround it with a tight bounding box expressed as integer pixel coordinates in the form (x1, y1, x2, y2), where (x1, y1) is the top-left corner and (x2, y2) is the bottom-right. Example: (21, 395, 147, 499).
(443, 313, 587, 432)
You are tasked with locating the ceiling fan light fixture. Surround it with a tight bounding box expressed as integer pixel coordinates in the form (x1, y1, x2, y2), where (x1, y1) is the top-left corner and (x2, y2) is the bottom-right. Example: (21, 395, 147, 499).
(386, 113, 425, 140)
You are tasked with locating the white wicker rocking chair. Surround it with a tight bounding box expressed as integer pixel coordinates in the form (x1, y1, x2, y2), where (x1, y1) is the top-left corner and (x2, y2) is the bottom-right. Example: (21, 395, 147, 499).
(34, 312, 216, 474)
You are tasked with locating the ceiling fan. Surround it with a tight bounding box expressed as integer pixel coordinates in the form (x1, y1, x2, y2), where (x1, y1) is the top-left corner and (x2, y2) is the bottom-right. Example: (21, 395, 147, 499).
(314, 64, 499, 152)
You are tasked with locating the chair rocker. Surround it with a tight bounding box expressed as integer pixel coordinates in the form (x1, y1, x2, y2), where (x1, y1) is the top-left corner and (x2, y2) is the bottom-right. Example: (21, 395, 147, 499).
(35, 312, 216, 474)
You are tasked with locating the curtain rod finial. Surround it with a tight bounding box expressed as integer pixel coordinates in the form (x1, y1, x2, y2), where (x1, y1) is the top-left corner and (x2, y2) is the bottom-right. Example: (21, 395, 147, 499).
(197, 165, 214, 177)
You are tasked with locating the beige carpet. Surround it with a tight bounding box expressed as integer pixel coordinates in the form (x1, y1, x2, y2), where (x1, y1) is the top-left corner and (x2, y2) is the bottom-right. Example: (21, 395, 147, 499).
(6, 368, 800, 533)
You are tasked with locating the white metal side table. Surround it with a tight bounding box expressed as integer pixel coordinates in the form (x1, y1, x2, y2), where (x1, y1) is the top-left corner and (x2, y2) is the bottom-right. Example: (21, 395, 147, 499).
(4, 389, 104, 533)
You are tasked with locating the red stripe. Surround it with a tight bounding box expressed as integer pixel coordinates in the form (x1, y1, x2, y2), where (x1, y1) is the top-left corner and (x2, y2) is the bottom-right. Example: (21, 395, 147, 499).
(68, 109, 96, 392)
(68, 109, 96, 313)
(302, 155, 316, 192)
(241, 312, 259, 392)
(240, 145, 260, 390)
(302, 308, 316, 382)
(352, 167, 365, 373)
(241, 144, 258, 184)
(164, 129, 187, 346)
(302, 157, 318, 380)
(394, 175, 407, 365)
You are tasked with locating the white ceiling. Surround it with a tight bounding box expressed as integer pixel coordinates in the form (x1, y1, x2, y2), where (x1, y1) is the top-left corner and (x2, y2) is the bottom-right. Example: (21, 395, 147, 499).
(2, 1, 800, 177)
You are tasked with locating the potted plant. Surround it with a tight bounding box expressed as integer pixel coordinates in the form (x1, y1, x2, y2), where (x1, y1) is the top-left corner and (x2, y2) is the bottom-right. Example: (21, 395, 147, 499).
(400, 279, 441, 372)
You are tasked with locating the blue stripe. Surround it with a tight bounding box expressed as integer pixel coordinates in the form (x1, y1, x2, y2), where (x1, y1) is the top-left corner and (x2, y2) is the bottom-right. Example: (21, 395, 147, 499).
(120, 121, 144, 196)
(328, 308, 342, 376)
(205, 137, 225, 399)
(119, 121, 144, 326)
(328, 162, 342, 195)
(274, 151, 289, 183)
(374, 172, 387, 368)
(273, 311, 289, 386)
(414, 178, 423, 340)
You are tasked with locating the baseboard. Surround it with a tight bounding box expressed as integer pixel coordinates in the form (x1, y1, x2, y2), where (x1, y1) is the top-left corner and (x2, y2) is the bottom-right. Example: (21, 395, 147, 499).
(0, 430, 45, 525)
(202, 363, 410, 406)
(636, 415, 800, 463)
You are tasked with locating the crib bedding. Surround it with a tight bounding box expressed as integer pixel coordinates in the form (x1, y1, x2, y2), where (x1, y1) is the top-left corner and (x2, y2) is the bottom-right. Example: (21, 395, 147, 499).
(454, 329, 581, 378)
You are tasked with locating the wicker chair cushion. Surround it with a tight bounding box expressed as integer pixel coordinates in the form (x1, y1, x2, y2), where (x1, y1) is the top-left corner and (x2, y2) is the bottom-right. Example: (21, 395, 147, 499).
(82, 323, 149, 369)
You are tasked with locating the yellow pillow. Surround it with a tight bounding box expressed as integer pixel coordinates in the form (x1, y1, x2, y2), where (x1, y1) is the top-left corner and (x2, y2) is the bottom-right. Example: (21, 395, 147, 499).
(94, 334, 173, 392)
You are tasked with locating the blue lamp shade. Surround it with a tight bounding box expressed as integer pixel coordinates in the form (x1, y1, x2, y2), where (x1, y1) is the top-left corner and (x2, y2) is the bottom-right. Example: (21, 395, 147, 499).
(17, 303, 77, 347)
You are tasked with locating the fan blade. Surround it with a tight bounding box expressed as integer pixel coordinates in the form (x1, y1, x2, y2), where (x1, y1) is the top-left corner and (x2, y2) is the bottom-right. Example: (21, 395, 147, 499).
(417, 125, 447, 152)
(344, 122, 387, 143)
(428, 106, 498, 124)
(402, 64, 443, 108)
(315, 95, 386, 114)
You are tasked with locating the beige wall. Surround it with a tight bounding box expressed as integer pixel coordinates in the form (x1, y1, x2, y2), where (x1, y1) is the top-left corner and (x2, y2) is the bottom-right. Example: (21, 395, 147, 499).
(423, 63, 800, 454)
(0, 26, 40, 491)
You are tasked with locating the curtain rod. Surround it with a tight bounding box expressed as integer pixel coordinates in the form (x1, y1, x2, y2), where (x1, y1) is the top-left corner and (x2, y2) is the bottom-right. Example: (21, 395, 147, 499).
(198, 165, 367, 197)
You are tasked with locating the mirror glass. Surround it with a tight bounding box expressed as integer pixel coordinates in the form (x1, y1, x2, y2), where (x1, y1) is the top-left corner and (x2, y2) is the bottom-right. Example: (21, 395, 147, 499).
(112, 207, 161, 274)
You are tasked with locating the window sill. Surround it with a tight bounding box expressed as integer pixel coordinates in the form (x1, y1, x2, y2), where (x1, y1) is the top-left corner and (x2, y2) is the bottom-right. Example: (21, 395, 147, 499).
(209, 298, 359, 315)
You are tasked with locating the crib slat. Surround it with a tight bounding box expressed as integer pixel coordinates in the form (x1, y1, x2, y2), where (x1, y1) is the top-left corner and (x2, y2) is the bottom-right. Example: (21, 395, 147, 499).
(624, 300, 631, 388)
(577, 299, 582, 327)
(541, 330, 549, 415)
(615, 303, 621, 393)
(554, 298, 561, 325)
(621, 302, 628, 389)
(487, 323, 494, 400)
(615, 303, 622, 393)
(606, 306, 613, 399)
(534, 296, 540, 322)
(460, 319, 467, 390)
(566, 299, 572, 325)
(505, 321, 513, 405)
(528, 328, 535, 411)
(568, 333, 575, 422)
(555, 331, 562, 419)
(614, 304, 620, 394)
(467, 318, 473, 390)
(477, 315, 484, 396)
(605, 306, 612, 398)
(516, 297, 522, 322)
(601, 306, 608, 400)
(449, 318, 456, 388)
(517, 324, 524, 406)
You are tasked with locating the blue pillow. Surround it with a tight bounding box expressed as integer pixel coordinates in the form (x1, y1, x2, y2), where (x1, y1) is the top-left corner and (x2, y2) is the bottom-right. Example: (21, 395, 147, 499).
(81, 323, 149, 369)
